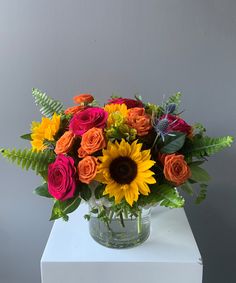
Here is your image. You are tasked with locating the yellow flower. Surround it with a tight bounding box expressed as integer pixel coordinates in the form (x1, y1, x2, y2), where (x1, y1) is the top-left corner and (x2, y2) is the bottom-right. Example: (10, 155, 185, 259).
(96, 139, 156, 206)
(104, 103, 128, 127)
(31, 113, 61, 151)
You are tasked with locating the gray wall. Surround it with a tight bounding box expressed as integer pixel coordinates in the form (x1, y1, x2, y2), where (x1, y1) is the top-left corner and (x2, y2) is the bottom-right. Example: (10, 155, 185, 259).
(0, 1, 235, 282)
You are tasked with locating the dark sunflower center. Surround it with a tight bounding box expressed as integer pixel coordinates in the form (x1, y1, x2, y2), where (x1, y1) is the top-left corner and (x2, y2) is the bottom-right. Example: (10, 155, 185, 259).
(109, 157, 138, 185)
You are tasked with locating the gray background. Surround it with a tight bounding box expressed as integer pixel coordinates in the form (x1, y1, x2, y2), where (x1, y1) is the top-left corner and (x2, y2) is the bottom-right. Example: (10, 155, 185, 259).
(0, 0, 235, 282)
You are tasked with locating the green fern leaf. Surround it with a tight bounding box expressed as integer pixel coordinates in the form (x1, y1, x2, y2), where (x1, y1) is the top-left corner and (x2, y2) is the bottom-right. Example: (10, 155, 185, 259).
(166, 92, 182, 106)
(138, 184, 185, 208)
(195, 184, 208, 204)
(0, 148, 55, 174)
(32, 88, 64, 118)
(183, 135, 233, 158)
(157, 185, 185, 208)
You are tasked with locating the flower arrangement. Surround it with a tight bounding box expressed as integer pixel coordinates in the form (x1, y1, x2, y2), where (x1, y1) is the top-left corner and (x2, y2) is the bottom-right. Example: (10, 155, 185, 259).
(1, 89, 233, 226)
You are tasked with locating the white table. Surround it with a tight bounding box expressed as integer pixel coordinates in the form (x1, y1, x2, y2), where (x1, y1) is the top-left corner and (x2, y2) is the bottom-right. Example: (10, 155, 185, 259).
(41, 205, 203, 283)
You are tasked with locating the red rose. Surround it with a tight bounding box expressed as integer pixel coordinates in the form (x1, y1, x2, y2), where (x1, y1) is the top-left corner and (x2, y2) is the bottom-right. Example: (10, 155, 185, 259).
(48, 155, 77, 201)
(164, 114, 192, 135)
(108, 98, 143, 109)
(69, 107, 108, 136)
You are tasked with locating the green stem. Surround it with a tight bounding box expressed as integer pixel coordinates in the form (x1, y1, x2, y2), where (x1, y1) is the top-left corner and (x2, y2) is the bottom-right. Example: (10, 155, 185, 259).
(123, 207, 128, 219)
(137, 210, 142, 234)
(151, 133, 160, 149)
(119, 212, 125, 228)
(109, 210, 114, 222)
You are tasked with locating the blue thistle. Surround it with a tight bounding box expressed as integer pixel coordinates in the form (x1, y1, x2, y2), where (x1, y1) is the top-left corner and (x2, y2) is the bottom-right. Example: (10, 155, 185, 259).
(152, 116, 177, 145)
(166, 103, 176, 114)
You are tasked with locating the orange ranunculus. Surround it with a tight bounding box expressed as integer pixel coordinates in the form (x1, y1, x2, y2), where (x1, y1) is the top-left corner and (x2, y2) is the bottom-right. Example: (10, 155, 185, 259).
(126, 107, 152, 136)
(78, 156, 98, 184)
(64, 105, 84, 115)
(78, 146, 88, 158)
(163, 154, 191, 186)
(73, 93, 94, 104)
(55, 131, 75, 155)
(80, 127, 106, 155)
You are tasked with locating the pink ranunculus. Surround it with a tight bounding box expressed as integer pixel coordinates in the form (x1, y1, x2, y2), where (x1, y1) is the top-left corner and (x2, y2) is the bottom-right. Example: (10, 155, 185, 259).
(69, 107, 108, 136)
(164, 114, 192, 135)
(48, 155, 77, 201)
(108, 98, 143, 109)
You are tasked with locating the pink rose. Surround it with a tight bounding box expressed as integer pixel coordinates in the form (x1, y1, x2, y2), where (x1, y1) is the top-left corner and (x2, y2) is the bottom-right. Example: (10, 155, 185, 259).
(164, 114, 192, 135)
(69, 107, 108, 136)
(48, 155, 77, 201)
(108, 98, 143, 109)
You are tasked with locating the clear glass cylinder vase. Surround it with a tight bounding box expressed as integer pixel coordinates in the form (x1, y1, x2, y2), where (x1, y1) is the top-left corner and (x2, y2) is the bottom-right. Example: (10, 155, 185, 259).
(89, 208, 151, 249)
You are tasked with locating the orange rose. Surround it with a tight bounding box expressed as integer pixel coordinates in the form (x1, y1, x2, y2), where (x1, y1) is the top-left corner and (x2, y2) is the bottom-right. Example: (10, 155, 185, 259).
(80, 127, 106, 155)
(163, 154, 191, 186)
(127, 107, 152, 136)
(73, 93, 94, 104)
(78, 146, 88, 158)
(55, 131, 75, 154)
(78, 156, 98, 184)
(64, 105, 84, 115)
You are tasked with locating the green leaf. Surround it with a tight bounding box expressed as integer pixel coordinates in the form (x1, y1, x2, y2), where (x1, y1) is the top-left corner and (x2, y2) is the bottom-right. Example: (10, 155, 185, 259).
(166, 92, 182, 106)
(157, 185, 185, 208)
(181, 181, 194, 196)
(20, 133, 32, 141)
(60, 197, 81, 215)
(94, 183, 105, 199)
(32, 88, 64, 118)
(188, 160, 205, 166)
(34, 183, 52, 198)
(84, 214, 91, 221)
(79, 183, 92, 201)
(38, 170, 48, 181)
(160, 132, 186, 153)
(138, 184, 185, 208)
(189, 164, 211, 184)
(183, 135, 234, 158)
(195, 184, 208, 204)
(0, 148, 55, 174)
(50, 197, 81, 221)
(192, 123, 206, 136)
(90, 208, 99, 214)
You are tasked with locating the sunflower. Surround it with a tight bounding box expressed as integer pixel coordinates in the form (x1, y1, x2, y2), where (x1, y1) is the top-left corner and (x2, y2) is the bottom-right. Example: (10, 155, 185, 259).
(96, 139, 156, 206)
(31, 113, 61, 151)
(104, 103, 128, 127)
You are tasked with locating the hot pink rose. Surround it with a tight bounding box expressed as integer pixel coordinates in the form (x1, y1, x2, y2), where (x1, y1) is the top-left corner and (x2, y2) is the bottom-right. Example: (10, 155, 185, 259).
(108, 98, 143, 109)
(164, 114, 192, 135)
(69, 107, 108, 136)
(48, 155, 77, 201)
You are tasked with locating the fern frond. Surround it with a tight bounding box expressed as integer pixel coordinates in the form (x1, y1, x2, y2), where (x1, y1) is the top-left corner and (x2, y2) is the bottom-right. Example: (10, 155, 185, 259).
(138, 184, 185, 208)
(166, 92, 182, 106)
(0, 148, 55, 174)
(183, 135, 233, 158)
(32, 88, 64, 118)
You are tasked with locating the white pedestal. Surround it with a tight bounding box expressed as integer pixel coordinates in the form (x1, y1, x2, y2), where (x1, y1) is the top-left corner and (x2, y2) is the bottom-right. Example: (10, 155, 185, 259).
(41, 205, 203, 283)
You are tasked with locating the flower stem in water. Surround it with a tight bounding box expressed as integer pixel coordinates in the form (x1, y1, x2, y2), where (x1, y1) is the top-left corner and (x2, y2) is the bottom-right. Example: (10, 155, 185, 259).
(137, 209, 142, 234)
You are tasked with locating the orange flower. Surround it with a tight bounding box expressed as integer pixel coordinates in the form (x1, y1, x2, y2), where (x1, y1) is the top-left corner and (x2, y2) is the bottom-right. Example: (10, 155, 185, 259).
(55, 131, 75, 155)
(78, 146, 88, 158)
(80, 127, 106, 155)
(73, 93, 94, 104)
(78, 156, 98, 184)
(64, 105, 84, 115)
(127, 107, 152, 136)
(163, 154, 191, 186)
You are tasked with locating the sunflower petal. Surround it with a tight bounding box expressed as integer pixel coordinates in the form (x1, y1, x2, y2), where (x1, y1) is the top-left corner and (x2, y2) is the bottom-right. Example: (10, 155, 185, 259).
(138, 160, 155, 171)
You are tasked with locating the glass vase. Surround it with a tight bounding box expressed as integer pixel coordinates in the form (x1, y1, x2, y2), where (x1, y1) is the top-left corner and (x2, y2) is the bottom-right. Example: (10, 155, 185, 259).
(89, 208, 151, 249)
